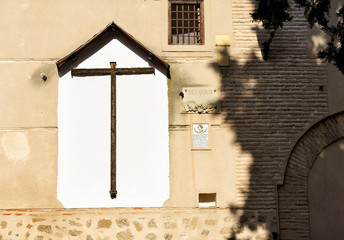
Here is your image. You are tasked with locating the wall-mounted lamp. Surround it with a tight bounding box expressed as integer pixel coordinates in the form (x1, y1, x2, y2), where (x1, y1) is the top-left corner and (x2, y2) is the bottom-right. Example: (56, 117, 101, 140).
(215, 35, 231, 47)
(41, 73, 47, 82)
(148, 53, 155, 61)
(110, 25, 117, 32)
(215, 35, 230, 67)
(71, 54, 78, 62)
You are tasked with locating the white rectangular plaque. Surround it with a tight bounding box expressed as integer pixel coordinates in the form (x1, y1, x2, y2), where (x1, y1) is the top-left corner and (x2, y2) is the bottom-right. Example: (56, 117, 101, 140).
(193, 123, 209, 148)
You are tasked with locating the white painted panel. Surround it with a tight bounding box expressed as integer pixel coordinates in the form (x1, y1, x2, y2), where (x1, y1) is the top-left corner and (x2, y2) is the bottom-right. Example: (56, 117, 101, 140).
(58, 39, 169, 208)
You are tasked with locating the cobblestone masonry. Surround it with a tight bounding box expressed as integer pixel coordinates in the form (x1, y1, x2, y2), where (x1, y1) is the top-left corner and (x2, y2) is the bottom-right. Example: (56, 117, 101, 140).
(0, 208, 276, 240)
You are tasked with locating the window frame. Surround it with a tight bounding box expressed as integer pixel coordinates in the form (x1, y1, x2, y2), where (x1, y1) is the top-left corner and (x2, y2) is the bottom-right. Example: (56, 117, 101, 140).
(168, 0, 204, 45)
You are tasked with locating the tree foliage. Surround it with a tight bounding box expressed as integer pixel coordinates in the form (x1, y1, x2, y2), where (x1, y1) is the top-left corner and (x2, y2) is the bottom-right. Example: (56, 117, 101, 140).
(252, 0, 344, 74)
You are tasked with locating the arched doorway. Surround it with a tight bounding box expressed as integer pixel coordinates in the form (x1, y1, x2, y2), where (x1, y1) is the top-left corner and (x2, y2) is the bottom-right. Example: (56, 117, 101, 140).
(278, 111, 344, 239)
(309, 138, 344, 240)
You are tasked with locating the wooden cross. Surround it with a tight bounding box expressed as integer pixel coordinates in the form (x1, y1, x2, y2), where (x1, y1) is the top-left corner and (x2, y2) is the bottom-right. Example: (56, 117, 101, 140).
(71, 62, 155, 199)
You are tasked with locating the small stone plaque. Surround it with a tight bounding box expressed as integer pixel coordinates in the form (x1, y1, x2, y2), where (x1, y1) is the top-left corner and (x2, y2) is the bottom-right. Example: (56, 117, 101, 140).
(182, 87, 221, 114)
(193, 123, 209, 148)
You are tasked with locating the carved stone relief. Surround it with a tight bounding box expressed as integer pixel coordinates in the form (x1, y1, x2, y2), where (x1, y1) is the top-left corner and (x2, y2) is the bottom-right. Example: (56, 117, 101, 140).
(182, 87, 221, 114)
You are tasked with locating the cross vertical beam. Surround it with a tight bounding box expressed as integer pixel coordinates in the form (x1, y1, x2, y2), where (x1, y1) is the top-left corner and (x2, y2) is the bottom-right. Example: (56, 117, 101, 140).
(71, 62, 155, 199)
(110, 62, 117, 199)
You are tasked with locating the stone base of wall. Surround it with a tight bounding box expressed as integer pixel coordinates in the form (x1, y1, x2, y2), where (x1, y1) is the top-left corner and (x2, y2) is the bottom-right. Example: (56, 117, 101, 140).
(0, 208, 276, 240)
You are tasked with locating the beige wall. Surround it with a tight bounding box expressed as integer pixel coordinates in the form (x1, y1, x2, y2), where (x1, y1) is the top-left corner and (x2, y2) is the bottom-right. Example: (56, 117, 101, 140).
(0, 0, 232, 58)
(165, 61, 237, 208)
(0, 62, 60, 208)
(0, 0, 236, 209)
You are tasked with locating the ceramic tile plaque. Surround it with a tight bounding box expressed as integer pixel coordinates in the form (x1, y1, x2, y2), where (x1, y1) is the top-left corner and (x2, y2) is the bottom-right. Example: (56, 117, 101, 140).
(193, 123, 209, 148)
(182, 87, 221, 114)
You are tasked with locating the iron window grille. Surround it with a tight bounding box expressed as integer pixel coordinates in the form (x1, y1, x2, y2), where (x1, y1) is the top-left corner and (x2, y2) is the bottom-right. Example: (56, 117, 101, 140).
(168, 0, 204, 45)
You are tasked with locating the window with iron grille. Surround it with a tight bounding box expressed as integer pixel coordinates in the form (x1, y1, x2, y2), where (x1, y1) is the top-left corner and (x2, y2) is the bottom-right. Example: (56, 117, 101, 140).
(168, 0, 204, 45)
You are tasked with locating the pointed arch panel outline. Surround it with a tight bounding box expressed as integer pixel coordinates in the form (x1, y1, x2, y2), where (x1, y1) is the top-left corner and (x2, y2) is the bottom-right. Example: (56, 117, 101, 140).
(56, 22, 171, 208)
(278, 110, 344, 240)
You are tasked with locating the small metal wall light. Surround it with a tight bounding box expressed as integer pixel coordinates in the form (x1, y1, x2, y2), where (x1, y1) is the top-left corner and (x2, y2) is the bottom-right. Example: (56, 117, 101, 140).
(41, 73, 47, 82)
(110, 25, 117, 32)
(148, 53, 155, 61)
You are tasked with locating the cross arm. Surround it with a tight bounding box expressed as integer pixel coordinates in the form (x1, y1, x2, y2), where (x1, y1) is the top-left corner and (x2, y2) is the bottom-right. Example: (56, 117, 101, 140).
(71, 67, 155, 77)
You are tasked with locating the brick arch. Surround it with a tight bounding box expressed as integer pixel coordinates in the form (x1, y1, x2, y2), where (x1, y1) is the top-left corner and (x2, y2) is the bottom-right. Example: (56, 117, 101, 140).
(278, 111, 344, 240)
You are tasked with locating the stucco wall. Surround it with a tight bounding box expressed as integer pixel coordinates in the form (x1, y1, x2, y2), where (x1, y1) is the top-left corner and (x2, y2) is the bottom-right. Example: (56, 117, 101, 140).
(0, 62, 61, 208)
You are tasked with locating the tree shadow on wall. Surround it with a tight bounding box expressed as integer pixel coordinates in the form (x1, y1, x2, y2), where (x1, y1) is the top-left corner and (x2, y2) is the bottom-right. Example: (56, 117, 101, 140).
(209, 17, 327, 239)
(212, 48, 281, 240)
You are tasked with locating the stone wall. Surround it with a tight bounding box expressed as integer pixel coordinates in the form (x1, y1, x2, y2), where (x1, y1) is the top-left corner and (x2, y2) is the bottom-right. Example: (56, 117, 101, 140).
(0, 208, 276, 240)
